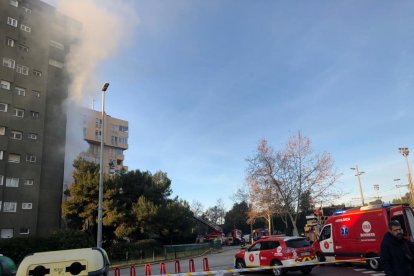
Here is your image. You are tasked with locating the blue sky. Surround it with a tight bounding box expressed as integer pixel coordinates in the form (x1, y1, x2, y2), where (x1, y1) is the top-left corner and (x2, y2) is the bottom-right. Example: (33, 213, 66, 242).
(52, 0, 414, 210)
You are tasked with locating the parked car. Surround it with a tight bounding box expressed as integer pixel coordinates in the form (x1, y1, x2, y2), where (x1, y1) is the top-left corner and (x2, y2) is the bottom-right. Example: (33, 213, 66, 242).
(234, 236, 317, 276)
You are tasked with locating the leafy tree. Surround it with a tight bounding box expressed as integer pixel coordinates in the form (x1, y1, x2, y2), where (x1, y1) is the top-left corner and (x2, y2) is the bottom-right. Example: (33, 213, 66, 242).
(62, 158, 100, 237)
(223, 201, 250, 234)
(392, 192, 410, 204)
(63, 158, 175, 243)
(246, 132, 340, 236)
(156, 198, 196, 244)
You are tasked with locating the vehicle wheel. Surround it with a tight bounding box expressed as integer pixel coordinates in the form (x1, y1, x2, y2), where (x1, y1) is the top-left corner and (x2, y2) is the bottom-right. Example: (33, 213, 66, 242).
(271, 260, 286, 276)
(316, 252, 325, 262)
(301, 267, 313, 274)
(235, 259, 246, 269)
(366, 254, 381, 271)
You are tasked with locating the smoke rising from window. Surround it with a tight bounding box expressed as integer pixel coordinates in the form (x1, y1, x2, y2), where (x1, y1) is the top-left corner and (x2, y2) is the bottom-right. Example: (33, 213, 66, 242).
(56, 0, 138, 187)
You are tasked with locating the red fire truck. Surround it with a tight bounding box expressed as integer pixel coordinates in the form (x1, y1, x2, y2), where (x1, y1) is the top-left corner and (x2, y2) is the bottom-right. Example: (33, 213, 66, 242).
(313, 203, 414, 270)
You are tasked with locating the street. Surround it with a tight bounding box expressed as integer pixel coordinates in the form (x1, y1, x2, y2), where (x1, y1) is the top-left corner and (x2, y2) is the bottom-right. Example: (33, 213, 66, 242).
(112, 246, 386, 276)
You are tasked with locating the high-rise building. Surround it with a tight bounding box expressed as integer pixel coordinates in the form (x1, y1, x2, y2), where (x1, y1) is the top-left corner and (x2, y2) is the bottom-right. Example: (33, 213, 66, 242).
(80, 108, 128, 175)
(0, 0, 79, 238)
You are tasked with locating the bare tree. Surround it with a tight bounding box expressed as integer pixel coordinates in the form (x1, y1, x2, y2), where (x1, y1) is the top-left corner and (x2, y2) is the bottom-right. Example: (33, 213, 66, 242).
(204, 199, 226, 225)
(246, 132, 341, 236)
(190, 200, 204, 217)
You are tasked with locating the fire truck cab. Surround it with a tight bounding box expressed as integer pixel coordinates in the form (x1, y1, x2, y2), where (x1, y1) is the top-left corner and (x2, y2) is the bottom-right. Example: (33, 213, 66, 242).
(313, 203, 414, 271)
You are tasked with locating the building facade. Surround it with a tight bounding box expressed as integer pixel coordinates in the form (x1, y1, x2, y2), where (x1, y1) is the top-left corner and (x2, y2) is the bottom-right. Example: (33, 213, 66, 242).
(0, 0, 78, 238)
(81, 109, 128, 175)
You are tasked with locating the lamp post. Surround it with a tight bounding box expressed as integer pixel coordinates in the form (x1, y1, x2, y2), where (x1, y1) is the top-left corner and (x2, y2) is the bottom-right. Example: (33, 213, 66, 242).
(373, 184, 380, 201)
(97, 82, 109, 248)
(398, 147, 414, 206)
(351, 166, 365, 206)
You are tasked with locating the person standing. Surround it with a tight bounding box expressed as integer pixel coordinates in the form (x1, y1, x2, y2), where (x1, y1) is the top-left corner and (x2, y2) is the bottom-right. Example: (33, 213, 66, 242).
(380, 220, 414, 276)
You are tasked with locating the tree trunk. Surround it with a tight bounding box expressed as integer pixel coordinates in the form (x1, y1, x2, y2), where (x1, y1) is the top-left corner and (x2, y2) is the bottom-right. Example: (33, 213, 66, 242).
(288, 212, 299, 236)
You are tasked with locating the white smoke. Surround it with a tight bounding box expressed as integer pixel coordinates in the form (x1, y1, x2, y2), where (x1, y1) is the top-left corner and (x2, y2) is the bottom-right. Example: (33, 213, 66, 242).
(55, 0, 139, 186)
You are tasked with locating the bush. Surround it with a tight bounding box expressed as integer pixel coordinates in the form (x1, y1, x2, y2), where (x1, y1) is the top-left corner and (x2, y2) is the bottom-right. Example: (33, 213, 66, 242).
(107, 239, 162, 261)
(0, 230, 93, 264)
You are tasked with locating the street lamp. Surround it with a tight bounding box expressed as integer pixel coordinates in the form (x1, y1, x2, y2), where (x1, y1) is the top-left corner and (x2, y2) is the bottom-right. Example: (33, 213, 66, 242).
(351, 166, 365, 206)
(394, 178, 408, 200)
(373, 184, 380, 201)
(398, 147, 414, 206)
(97, 82, 109, 248)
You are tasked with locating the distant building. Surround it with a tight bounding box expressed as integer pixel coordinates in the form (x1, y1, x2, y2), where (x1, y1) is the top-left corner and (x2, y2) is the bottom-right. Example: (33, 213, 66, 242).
(0, 0, 79, 237)
(80, 109, 128, 175)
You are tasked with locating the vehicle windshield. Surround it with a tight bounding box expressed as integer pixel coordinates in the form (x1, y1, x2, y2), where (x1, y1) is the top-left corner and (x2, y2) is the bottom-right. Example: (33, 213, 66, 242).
(285, 238, 311, 248)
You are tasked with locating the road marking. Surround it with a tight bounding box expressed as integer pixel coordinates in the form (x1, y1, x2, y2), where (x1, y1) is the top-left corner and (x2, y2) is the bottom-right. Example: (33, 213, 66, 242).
(354, 268, 367, 271)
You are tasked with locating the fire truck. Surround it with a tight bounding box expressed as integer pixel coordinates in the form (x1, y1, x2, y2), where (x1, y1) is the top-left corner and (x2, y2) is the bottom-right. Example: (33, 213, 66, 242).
(313, 203, 414, 270)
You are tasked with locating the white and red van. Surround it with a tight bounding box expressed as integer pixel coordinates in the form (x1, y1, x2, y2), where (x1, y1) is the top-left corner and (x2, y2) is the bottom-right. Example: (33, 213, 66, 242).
(313, 203, 414, 270)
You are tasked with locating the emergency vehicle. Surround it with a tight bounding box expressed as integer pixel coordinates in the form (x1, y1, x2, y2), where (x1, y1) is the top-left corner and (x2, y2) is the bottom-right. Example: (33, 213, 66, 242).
(313, 203, 414, 271)
(234, 236, 317, 276)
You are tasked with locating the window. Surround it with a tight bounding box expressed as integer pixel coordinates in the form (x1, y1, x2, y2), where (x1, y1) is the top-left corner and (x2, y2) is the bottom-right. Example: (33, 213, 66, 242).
(96, 118, 102, 128)
(0, 229, 13, 238)
(7, 17, 18, 27)
(3, 202, 17, 212)
(9, 0, 18, 7)
(5, 177, 19, 187)
(28, 133, 37, 140)
(23, 7, 32, 14)
(16, 64, 29, 75)
(31, 90, 40, 98)
(0, 103, 8, 112)
(13, 108, 24, 118)
(30, 111, 39, 119)
(22, 203, 32, 209)
(18, 44, 29, 52)
(26, 154, 36, 163)
(3, 58, 15, 69)
(15, 87, 25, 96)
(49, 59, 63, 68)
(20, 24, 31, 33)
(20, 227, 30, 234)
(1, 80, 10, 90)
(6, 38, 15, 47)
(119, 137, 128, 144)
(33, 70, 42, 77)
(10, 131, 22, 140)
(8, 153, 20, 163)
(49, 40, 64, 50)
(115, 149, 123, 155)
(95, 130, 101, 140)
(0, 175, 3, 185)
(0, 150, 3, 160)
(119, 125, 128, 132)
(0, 126, 5, 135)
(23, 179, 34, 185)
(111, 136, 118, 144)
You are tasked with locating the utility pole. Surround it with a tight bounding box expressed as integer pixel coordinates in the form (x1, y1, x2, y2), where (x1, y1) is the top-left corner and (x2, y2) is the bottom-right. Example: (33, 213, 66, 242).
(398, 148, 414, 207)
(351, 166, 365, 206)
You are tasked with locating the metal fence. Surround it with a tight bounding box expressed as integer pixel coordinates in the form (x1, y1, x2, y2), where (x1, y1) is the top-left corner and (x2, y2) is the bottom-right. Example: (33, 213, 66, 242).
(110, 241, 222, 266)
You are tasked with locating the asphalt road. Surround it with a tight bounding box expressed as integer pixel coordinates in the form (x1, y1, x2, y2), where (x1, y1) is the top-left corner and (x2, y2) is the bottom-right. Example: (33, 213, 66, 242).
(112, 246, 386, 276)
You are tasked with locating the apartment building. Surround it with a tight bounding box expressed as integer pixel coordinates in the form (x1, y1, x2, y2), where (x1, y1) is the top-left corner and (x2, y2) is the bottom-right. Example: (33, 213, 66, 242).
(81, 109, 128, 175)
(0, 0, 79, 237)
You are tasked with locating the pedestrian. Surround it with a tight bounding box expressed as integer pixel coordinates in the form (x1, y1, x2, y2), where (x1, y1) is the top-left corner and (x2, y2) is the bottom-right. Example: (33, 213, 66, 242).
(380, 220, 414, 276)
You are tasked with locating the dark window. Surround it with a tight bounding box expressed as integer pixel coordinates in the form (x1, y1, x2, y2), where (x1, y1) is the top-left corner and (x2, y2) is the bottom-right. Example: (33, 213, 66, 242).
(285, 238, 311, 248)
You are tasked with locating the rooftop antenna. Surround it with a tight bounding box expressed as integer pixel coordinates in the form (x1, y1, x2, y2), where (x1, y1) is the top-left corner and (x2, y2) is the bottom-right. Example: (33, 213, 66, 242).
(92, 98, 95, 110)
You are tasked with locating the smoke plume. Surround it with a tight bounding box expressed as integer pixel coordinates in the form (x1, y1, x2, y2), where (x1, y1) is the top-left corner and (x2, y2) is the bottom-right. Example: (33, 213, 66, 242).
(55, 0, 138, 186)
